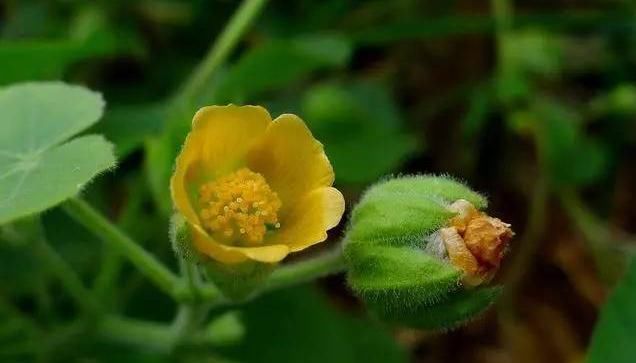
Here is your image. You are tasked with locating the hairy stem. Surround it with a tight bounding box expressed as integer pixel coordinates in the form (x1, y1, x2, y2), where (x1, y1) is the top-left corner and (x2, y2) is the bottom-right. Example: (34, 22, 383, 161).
(264, 248, 346, 292)
(62, 198, 181, 299)
(97, 248, 345, 350)
(177, 0, 268, 103)
(98, 315, 175, 352)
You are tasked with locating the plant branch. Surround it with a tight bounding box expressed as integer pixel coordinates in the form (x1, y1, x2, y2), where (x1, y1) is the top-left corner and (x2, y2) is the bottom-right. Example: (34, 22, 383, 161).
(62, 198, 181, 299)
(198, 247, 346, 305)
(177, 0, 268, 103)
(97, 315, 175, 353)
(264, 248, 346, 291)
(97, 248, 346, 350)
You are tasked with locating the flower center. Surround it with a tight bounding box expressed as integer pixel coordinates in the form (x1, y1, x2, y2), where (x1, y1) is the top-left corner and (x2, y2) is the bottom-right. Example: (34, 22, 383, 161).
(198, 168, 282, 245)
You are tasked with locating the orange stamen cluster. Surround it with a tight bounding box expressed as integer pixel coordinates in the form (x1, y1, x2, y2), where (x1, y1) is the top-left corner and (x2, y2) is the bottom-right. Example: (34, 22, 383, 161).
(198, 168, 282, 245)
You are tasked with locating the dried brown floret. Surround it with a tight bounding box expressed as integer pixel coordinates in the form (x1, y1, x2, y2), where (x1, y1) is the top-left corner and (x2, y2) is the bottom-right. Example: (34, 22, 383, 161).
(441, 199, 514, 286)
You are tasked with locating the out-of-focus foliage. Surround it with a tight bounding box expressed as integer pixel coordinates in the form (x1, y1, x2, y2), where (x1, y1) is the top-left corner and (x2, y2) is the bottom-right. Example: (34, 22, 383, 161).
(587, 259, 636, 363)
(215, 35, 352, 103)
(302, 82, 417, 184)
(220, 287, 408, 363)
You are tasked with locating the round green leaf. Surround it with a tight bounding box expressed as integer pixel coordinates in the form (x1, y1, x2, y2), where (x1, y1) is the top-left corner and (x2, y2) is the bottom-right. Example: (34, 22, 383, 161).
(0, 82, 105, 152)
(0, 82, 115, 224)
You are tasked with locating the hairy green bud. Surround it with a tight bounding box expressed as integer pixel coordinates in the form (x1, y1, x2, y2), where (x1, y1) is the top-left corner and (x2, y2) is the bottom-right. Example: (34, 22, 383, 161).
(344, 175, 512, 330)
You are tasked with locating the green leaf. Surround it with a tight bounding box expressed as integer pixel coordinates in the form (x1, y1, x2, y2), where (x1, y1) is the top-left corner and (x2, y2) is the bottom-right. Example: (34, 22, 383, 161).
(302, 82, 418, 184)
(216, 34, 352, 102)
(587, 259, 636, 363)
(0, 82, 115, 224)
(221, 286, 407, 363)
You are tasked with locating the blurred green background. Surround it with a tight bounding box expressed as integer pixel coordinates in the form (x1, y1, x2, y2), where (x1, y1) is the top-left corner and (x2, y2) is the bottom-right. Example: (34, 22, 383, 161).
(1, 0, 636, 362)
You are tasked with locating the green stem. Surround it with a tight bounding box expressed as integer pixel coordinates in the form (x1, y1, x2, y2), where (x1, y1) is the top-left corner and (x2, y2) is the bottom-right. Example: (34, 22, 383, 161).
(98, 315, 175, 352)
(264, 248, 346, 292)
(97, 249, 345, 350)
(62, 198, 180, 299)
(93, 246, 123, 300)
(181, 259, 201, 297)
(198, 248, 346, 304)
(177, 0, 268, 103)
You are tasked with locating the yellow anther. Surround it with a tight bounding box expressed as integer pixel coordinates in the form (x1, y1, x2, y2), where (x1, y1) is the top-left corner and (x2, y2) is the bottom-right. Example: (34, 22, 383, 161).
(198, 168, 282, 245)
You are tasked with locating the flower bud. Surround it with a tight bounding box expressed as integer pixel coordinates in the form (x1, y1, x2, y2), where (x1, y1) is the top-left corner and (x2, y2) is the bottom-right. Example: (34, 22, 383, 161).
(343, 175, 513, 329)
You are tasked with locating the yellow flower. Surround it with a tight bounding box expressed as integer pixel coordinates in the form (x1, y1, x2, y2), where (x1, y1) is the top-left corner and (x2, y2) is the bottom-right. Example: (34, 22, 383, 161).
(170, 105, 345, 264)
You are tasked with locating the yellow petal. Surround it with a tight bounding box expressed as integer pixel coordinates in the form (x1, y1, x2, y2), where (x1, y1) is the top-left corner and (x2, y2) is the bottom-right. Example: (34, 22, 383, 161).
(268, 187, 345, 252)
(170, 105, 271, 227)
(247, 114, 335, 206)
(191, 224, 290, 264)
